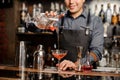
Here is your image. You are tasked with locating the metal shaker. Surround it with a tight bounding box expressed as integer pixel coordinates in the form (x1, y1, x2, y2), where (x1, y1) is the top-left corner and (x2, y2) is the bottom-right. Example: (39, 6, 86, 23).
(33, 44, 45, 70)
(33, 44, 45, 80)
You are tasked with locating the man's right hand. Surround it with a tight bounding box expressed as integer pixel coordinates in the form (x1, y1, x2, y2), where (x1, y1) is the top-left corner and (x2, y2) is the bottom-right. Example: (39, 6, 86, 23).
(57, 60, 77, 71)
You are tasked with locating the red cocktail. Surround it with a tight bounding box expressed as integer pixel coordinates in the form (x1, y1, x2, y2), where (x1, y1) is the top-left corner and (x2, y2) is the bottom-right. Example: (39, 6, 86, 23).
(52, 53, 67, 60)
(81, 64, 93, 72)
(51, 49, 67, 71)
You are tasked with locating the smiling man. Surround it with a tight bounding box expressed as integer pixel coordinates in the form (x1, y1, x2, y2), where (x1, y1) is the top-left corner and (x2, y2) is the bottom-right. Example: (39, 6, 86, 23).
(56, 0, 104, 71)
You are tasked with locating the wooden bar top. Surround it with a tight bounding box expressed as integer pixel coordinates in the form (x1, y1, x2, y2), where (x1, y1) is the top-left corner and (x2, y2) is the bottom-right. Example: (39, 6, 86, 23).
(0, 77, 20, 80)
(0, 65, 120, 77)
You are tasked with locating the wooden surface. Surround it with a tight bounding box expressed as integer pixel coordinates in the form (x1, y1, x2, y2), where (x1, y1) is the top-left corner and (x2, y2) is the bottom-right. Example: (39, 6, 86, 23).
(0, 65, 120, 77)
(0, 77, 20, 80)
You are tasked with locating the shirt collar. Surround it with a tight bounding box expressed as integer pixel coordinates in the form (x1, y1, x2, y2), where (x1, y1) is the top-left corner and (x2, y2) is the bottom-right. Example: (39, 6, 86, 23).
(65, 7, 87, 19)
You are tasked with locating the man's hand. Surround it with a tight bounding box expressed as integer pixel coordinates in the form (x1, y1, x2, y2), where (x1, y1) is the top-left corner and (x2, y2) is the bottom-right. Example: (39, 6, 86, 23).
(57, 60, 77, 71)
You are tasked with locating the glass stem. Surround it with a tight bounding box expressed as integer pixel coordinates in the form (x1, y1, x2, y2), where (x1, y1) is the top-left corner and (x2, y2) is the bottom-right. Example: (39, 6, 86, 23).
(58, 60, 60, 72)
(115, 60, 118, 73)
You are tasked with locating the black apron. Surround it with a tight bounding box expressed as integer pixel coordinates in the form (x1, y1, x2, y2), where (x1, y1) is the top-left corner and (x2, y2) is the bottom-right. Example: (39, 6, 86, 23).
(59, 29, 91, 62)
(59, 15, 92, 62)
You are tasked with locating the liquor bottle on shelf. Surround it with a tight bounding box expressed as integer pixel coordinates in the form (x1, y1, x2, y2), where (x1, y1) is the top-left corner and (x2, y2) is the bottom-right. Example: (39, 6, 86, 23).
(24, 12, 31, 31)
(111, 4, 118, 37)
(105, 3, 112, 24)
(94, 4, 98, 16)
(50, 2, 55, 11)
(60, 3, 65, 14)
(112, 25, 117, 36)
(32, 4, 37, 19)
(118, 7, 120, 25)
(38, 3, 44, 13)
(19, 2, 28, 33)
(111, 4, 118, 25)
(99, 4, 105, 23)
(117, 7, 120, 35)
(55, 2, 60, 14)
(20, 2, 28, 25)
(112, 36, 119, 49)
(110, 36, 120, 67)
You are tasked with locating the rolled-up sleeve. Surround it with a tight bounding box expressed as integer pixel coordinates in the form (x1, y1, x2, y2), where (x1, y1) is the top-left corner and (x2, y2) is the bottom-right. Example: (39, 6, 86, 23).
(90, 16, 104, 62)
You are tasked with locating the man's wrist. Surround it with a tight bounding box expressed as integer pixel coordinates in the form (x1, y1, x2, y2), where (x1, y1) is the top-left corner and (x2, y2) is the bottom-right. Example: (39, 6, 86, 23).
(90, 51, 98, 62)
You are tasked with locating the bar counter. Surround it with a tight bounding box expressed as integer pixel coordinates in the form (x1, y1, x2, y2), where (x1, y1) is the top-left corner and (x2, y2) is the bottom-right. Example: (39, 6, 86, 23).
(0, 65, 120, 80)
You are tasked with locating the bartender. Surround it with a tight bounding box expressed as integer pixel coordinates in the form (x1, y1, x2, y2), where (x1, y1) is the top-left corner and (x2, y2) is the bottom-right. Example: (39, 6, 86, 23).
(51, 0, 104, 71)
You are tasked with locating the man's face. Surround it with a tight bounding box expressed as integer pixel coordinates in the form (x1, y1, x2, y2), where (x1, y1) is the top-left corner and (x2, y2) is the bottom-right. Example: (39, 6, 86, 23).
(64, 0, 85, 14)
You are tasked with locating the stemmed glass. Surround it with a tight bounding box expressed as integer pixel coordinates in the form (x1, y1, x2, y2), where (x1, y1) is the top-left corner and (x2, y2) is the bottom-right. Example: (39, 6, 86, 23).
(51, 49, 67, 72)
(76, 46, 83, 80)
(76, 46, 83, 72)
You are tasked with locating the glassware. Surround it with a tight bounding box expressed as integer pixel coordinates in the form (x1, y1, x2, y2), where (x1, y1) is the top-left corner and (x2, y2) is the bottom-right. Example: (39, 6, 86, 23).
(76, 46, 83, 72)
(81, 51, 93, 72)
(51, 49, 67, 71)
(33, 44, 45, 80)
(19, 41, 26, 80)
(33, 44, 45, 70)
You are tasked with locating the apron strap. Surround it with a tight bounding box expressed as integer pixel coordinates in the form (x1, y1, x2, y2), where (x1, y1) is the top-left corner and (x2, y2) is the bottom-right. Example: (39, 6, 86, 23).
(61, 17, 64, 26)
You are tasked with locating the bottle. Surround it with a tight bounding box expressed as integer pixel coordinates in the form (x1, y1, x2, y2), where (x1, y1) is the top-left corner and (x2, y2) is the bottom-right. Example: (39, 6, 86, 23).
(38, 3, 43, 13)
(117, 7, 120, 25)
(105, 3, 112, 24)
(32, 4, 37, 19)
(117, 7, 120, 35)
(110, 36, 120, 67)
(112, 36, 119, 51)
(60, 3, 65, 14)
(94, 4, 98, 16)
(99, 4, 105, 23)
(112, 25, 117, 36)
(112, 5, 118, 37)
(55, 2, 60, 14)
(112, 4, 118, 25)
(20, 2, 27, 25)
(50, 2, 55, 11)
(24, 12, 31, 32)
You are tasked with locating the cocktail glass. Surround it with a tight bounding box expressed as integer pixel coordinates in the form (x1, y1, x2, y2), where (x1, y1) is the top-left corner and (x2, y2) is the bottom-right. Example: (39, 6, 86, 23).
(81, 51, 93, 72)
(51, 49, 67, 72)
